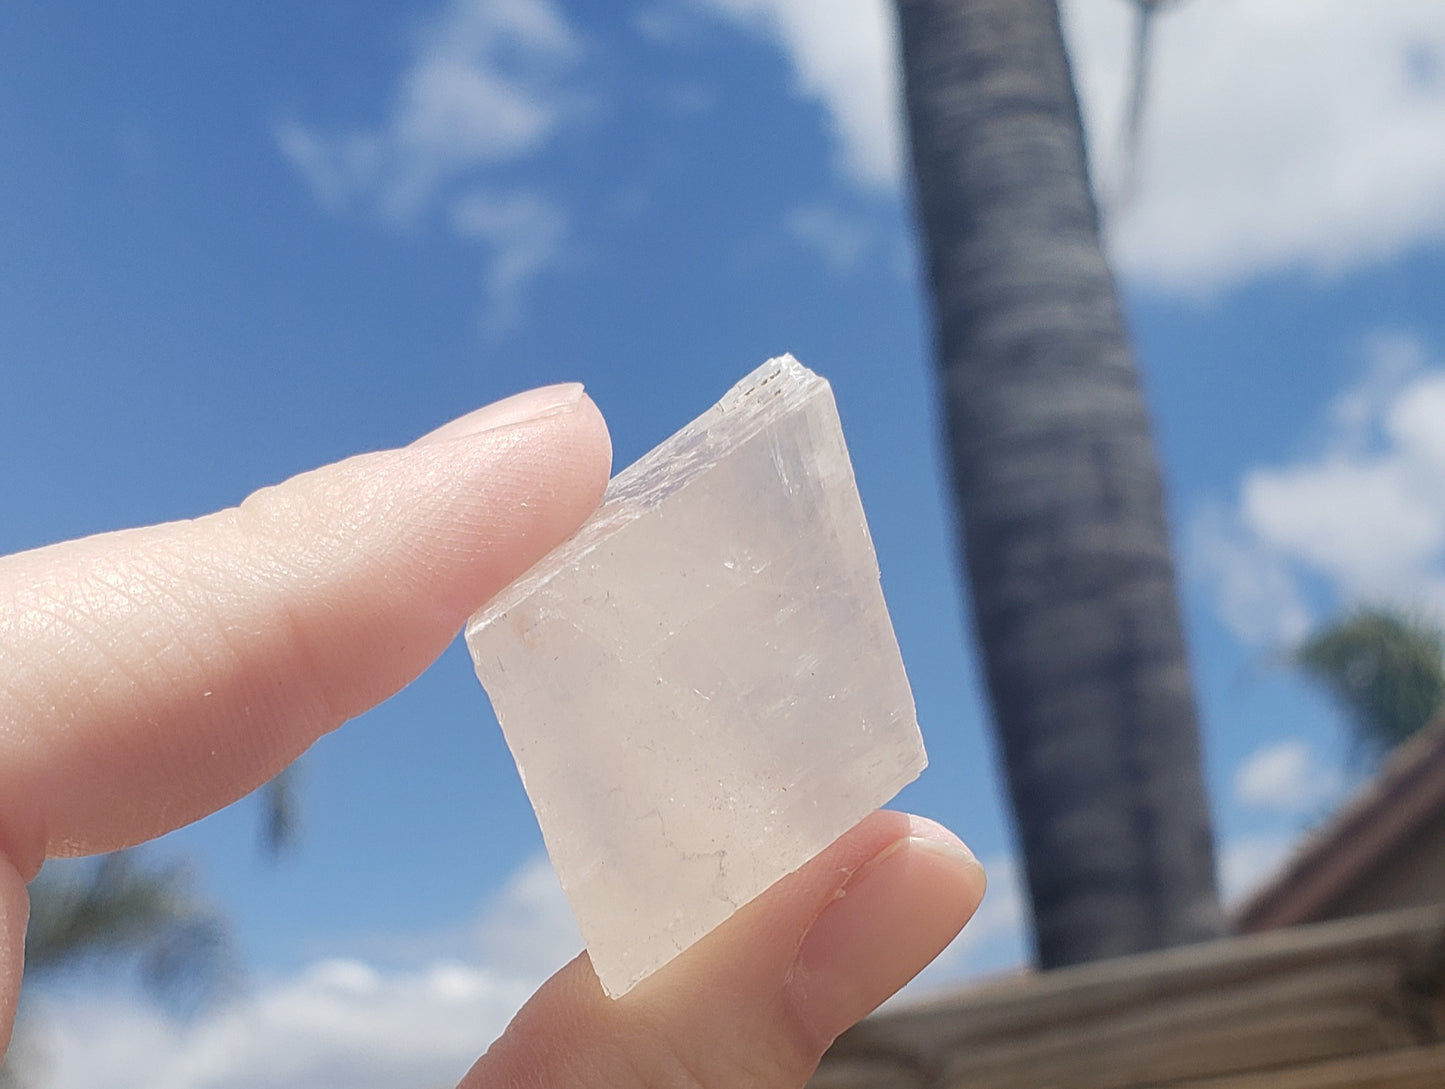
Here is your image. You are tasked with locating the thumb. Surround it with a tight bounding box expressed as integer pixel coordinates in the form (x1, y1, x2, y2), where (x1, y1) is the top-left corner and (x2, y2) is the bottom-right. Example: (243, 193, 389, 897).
(466, 811, 985, 1089)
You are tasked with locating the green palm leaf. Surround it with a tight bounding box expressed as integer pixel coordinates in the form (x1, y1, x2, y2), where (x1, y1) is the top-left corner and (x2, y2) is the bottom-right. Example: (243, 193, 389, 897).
(25, 851, 234, 1008)
(1294, 607, 1445, 759)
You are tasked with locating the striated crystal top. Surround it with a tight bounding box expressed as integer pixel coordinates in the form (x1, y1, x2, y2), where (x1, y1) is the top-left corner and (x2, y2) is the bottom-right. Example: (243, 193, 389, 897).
(471, 355, 826, 628)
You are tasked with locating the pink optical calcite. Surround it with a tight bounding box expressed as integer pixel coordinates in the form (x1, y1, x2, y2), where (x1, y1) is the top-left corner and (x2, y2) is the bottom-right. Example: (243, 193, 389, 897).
(465, 355, 926, 996)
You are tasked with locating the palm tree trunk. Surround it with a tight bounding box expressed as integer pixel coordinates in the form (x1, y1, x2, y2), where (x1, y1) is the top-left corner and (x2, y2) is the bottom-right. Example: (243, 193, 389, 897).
(894, 0, 1223, 967)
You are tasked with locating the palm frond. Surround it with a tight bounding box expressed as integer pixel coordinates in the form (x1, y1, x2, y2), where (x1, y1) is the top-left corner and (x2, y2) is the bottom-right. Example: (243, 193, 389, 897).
(25, 851, 235, 1012)
(1294, 606, 1445, 759)
(260, 764, 301, 858)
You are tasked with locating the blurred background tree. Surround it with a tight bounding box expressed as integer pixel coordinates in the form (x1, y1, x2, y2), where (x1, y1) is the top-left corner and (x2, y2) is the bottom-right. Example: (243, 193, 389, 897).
(258, 766, 301, 860)
(0, 773, 291, 1086)
(0, 853, 234, 1087)
(894, 0, 1222, 968)
(23, 853, 233, 1006)
(1294, 607, 1445, 762)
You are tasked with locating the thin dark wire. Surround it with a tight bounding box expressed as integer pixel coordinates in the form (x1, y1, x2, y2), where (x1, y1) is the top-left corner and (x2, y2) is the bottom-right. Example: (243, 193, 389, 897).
(1101, 0, 1174, 220)
(1118, 0, 1155, 206)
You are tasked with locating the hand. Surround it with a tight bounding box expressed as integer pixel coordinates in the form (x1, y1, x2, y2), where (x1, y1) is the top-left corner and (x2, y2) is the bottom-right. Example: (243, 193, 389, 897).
(0, 384, 985, 1088)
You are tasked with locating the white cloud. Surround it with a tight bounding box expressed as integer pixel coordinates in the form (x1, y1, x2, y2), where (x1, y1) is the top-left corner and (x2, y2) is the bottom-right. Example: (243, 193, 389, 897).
(1074, 0, 1445, 293)
(1189, 501, 1312, 647)
(1218, 831, 1302, 908)
(24, 853, 581, 1089)
(471, 853, 582, 979)
(702, 0, 1445, 294)
(450, 189, 569, 335)
(277, 0, 580, 327)
(1192, 333, 1445, 645)
(279, 0, 577, 220)
(29, 961, 530, 1089)
(1326, 332, 1430, 453)
(784, 202, 871, 270)
(697, 0, 903, 189)
(1242, 456, 1445, 595)
(1233, 739, 1344, 815)
(22, 845, 1034, 1080)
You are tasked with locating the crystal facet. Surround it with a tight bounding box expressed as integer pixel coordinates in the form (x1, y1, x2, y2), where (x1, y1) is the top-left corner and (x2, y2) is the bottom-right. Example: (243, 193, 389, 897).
(465, 355, 927, 996)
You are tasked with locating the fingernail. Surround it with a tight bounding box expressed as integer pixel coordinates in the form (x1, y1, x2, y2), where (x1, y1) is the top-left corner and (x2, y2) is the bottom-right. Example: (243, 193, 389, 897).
(789, 818, 985, 1046)
(412, 383, 586, 446)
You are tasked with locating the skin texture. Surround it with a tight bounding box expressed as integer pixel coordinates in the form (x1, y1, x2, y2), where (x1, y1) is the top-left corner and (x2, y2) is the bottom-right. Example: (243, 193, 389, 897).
(0, 387, 985, 1085)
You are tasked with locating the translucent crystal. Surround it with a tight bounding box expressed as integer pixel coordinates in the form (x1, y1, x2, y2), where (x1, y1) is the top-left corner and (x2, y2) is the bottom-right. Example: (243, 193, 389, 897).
(465, 355, 926, 997)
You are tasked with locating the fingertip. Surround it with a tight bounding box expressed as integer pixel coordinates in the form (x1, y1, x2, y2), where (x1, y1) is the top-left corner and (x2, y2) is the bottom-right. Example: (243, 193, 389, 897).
(904, 813, 987, 900)
(429, 389, 611, 613)
(570, 392, 613, 509)
(400, 384, 611, 576)
(411, 383, 588, 447)
(455, 389, 612, 565)
(788, 818, 985, 1047)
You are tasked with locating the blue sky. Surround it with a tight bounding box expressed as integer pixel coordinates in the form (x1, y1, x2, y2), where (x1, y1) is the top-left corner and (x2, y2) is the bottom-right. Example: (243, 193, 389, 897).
(3, 0, 1445, 1084)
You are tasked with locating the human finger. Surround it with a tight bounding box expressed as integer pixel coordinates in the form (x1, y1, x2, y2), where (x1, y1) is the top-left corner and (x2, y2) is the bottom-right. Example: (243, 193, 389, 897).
(467, 810, 986, 1089)
(0, 383, 610, 877)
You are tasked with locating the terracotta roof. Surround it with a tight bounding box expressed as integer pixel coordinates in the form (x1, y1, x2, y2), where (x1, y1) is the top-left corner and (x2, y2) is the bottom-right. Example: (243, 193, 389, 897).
(1234, 713, 1445, 933)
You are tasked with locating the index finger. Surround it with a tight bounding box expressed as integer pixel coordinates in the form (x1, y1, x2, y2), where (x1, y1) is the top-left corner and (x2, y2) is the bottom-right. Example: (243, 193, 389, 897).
(0, 385, 610, 879)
